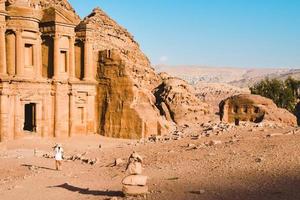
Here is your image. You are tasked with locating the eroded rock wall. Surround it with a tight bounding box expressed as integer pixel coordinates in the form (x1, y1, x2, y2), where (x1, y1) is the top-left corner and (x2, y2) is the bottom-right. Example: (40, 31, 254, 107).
(154, 73, 212, 127)
(98, 50, 172, 139)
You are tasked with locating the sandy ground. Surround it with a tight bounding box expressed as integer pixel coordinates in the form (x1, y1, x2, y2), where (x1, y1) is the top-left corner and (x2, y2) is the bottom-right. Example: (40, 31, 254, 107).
(0, 126, 300, 200)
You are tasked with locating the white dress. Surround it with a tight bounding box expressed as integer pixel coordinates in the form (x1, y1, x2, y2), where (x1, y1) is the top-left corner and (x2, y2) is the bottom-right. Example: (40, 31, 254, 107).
(54, 147, 64, 161)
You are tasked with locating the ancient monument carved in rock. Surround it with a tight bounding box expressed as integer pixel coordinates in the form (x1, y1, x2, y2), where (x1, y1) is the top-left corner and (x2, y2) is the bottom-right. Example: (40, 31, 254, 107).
(0, 0, 100, 142)
(219, 94, 297, 126)
(0, 0, 211, 142)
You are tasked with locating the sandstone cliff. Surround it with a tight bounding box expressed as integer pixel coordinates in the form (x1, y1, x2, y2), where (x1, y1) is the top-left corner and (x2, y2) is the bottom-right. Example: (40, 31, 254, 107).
(154, 73, 212, 127)
(81, 8, 212, 138)
(76, 8, 174, 139)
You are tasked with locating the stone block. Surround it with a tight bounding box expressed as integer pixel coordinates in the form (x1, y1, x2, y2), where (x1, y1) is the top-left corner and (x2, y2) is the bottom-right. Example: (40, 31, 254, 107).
(122, 175, 148, 186)
(122, 185, 148, 196)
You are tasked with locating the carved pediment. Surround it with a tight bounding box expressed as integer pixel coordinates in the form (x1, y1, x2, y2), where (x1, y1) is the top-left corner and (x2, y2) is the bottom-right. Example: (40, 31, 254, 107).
(41, 6, 79, 25)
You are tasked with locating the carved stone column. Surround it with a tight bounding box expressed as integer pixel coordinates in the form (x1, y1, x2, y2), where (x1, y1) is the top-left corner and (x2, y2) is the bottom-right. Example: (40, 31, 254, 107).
(35, 33, 43, 79)
(69, 36, 76, 80)
(68, 91, 74, 137)
(0, 94, 9, 142)
(83, 38, 94, 81)
(0, 24, 7, 76)
(53, 34, 60, 79)
(15, 29, 24, 77)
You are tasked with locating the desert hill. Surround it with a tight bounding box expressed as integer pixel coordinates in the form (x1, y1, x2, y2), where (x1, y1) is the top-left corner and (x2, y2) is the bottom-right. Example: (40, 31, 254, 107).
(155, 65, 297, 87)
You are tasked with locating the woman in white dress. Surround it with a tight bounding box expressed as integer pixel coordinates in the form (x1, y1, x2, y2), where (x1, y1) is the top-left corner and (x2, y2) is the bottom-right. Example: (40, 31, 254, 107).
(54, 144, 64, 171)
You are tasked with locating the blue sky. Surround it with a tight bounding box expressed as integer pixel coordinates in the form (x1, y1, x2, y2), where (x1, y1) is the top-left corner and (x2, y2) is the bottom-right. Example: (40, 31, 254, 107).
(69, 0, 300, 68)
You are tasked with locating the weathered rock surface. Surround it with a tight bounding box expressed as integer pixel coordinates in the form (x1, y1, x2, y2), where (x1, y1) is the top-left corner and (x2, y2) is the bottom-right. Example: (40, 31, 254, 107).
(154, 73, 212, 127)
(195, 82, 250, 112)
(122, 185, 149, 196)
(127, 161, 142, 175)
(122, 175, 148, 186)
(220, 94, 297, 126)
(80, 8, 176, 139)
(83, 8, 212, 138)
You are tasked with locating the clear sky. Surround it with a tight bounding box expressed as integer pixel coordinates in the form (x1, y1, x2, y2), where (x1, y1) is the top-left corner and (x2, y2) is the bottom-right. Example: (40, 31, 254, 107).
(69, 0, 300, 68)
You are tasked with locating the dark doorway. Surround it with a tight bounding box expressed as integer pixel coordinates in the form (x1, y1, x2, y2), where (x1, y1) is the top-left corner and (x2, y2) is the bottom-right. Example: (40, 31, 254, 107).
(235, 118, 240, 126)
(24, 103, 36, 132)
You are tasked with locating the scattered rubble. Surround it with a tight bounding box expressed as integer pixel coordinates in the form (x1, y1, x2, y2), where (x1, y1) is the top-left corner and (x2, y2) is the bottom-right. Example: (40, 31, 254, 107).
(42, 153, 99, 166)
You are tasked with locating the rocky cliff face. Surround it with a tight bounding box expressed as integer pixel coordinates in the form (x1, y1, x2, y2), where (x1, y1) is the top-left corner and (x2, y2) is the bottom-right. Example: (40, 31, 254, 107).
(154, 73, 212, 127)
(98, 50, 173, 139)
(82, 8, 212, 138)
(80, 8, 160, 90)
(80, 8, 174, 139)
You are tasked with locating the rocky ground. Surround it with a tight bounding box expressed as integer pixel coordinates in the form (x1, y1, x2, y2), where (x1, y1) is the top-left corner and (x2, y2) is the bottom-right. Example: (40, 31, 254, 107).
(0, 123, 300, 200)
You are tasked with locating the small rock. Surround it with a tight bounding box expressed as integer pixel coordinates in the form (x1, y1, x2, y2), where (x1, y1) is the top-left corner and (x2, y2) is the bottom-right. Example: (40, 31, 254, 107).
(192, 189, 205, 194)
(187, 143, 196, 148)
(208, 140, 222, 146)
(266, 133, 283, 137)
(115, 158, 124, 166)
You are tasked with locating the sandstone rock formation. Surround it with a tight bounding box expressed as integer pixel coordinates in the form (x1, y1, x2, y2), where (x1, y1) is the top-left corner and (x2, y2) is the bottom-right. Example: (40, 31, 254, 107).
(219, 94, 297, 126)
(154, 73, 212, 127)
(79, 8, 176, 139)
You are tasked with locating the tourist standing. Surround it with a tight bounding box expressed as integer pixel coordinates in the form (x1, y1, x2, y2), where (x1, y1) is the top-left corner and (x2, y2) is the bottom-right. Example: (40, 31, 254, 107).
(53, 144, 64, 171)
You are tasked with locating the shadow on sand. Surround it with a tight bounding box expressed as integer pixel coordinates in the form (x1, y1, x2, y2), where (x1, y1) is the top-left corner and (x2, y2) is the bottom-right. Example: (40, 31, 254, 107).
(21, 164, 57, 171)
(49, 183, 123, 197)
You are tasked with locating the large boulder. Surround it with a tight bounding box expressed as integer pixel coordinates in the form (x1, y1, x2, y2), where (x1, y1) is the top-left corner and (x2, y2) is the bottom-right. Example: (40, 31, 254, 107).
(154, 73, 212, 127)
(219, 94, 297, 126)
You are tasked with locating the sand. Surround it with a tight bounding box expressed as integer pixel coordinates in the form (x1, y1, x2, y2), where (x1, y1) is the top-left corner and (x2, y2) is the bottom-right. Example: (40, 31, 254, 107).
(0, 126, 300, 200)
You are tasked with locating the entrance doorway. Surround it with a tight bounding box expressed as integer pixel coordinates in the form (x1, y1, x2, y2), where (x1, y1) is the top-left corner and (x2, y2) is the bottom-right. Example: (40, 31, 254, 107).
(235, 118, 240, 126)
(24, 103, 36, 132)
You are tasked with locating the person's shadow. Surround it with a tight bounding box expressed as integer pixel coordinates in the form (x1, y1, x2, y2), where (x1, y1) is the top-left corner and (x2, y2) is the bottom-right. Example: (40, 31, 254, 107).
(21, 164, 57, 171)
(49, 183, 123, 197)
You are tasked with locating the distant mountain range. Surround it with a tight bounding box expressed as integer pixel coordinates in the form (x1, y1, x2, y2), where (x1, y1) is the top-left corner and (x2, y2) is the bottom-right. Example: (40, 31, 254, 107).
(155, 65, 300, 87)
